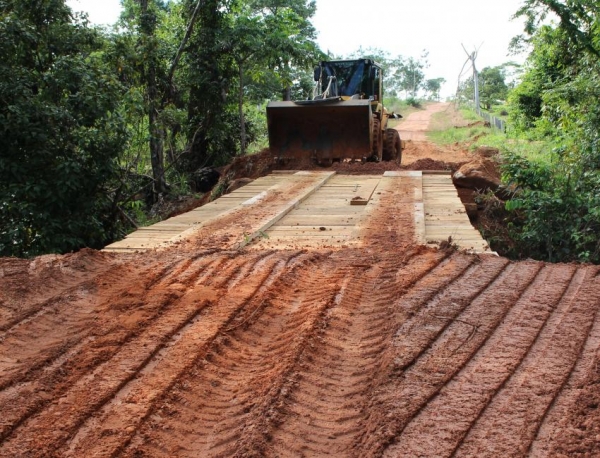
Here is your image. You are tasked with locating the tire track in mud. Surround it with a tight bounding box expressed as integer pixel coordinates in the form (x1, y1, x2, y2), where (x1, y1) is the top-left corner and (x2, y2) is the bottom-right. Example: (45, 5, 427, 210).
(453, 265, 600, 457)
(262, 248, 448, 457)
(0, 251, 298, 456)
(2, 248, 600, 455)
(0, 251, 185, 351)
(380, 262, 598, 458)
(542, 323, 600, 456)
(531, 267, 600, 456)
(357, 254, 511, 456)
(0, 266, 113, 337)
(116, 251, 341, 457)
(0, 251, 111, 331)
(0, 253, 218, 441)
(58, 250, 314, 457)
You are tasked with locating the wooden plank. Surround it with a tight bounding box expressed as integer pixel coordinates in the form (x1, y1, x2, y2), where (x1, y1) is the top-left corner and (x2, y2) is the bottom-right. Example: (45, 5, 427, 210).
(426, 236, 484, 240)
(268, 227, 353, 237)
(426, 233, 484, 239)
(423, 194, 459, 197)
(106, 169, 492, 254)
(301, 201, 358, 208)
(264, 235, 351, 240)
(421, 173, 490, 253)
(253, 236, 355, 250)
(128, 226, 182, 232)
(297, 206, 365, 212)
(414, 202, 425, 244)
(303, 194, 356, 200)
(258, 174, 380, 249)
(278, 215, 359, 226)
(124, 231, 177, 238)
(425, 210, 468, 215)
(426, 234, 483, 239)
(425, 220, 477, 225)
(104, 171, 333, 252)
(350, 178, 381, 205)
(241, 191, 268, 206)
(260, 235, 351, 242)
(235, 171, 336, 249)
(423, 170, 452, 175)
(383, 171, 422, 177)
(219, 193, 262, 198)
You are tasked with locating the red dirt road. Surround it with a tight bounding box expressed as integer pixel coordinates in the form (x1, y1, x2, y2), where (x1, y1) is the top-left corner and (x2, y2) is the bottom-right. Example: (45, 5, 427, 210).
(2, 104, 600, 457)
(397, 102, 449, 142)
(2, 243, 599, 457)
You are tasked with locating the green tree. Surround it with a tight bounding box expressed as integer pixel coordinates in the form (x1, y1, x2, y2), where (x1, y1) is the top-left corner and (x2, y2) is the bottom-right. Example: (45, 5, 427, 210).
(424, 77, 445, 101)
(500, 1, 600, 263)
(344, 48, 435, 101)
(226, 0, 319, 155)
(382, 55, 404, 99)
(513, 0, 600, 58)
(479, 66, 508, 109)
(398, 52, 429, 99)
(256, 0, 320, 98)
(227, 7, 263, 156)
(0, 0, 128, 257)
(183, 0, 238, 169)
(138, 0, 168, 194)
(116, 0, 193, 196)
(345, 47, 405, 99)
(507, 25, 572, 132)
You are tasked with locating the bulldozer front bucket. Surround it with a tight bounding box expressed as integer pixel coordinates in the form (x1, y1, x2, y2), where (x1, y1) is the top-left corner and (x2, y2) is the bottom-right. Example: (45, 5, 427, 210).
(267, 99, 372, 164)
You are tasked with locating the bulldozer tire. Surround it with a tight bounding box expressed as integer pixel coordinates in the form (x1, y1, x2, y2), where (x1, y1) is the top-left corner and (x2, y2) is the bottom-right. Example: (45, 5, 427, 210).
(371, 117, 383, 161)
(383, 128, 402, 164)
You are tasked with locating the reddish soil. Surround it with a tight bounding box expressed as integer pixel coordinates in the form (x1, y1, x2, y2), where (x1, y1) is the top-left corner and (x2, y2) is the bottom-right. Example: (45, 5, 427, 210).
(1, 103, 599, 457)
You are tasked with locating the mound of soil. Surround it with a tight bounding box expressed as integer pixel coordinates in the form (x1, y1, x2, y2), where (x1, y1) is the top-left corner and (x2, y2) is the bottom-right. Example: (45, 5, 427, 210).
(217, 138, 469, 179)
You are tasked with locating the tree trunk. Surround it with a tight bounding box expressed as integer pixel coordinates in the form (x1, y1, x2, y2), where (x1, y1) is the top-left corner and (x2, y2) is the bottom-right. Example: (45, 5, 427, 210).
(165, 0, 206, 92)
(139, 0, 166, 197)
(238, 61, 246, 156)
(148, 100, 166, 195)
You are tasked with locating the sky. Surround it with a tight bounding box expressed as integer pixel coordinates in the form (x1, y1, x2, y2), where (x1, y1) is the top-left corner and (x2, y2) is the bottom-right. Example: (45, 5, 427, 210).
(66, 0, 529, 98)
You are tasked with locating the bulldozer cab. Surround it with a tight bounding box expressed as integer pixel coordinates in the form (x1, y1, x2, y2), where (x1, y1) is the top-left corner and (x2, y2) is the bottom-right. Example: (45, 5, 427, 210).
(313, 59, 382, 102)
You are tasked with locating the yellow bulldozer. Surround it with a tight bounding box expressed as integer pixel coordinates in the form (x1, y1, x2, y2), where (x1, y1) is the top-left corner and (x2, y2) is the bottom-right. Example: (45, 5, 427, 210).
(267, 58, 404, 166)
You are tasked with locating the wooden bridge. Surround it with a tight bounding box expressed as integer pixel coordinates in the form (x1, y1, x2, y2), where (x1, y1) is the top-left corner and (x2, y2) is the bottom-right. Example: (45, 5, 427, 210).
(104, 171, 491, 254)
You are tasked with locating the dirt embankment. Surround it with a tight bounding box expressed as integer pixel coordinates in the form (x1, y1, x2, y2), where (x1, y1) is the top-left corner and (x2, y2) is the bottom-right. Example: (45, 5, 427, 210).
(1, 241, 599, 457)
(1, 103, 599, 457)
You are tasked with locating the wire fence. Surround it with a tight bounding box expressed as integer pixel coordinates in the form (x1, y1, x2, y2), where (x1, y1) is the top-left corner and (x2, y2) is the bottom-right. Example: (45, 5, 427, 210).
(474, 106, 506, 132)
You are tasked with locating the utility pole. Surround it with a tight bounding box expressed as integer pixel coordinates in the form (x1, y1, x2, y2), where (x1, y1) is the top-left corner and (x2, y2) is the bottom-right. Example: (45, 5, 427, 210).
(473, 55, 480, 111)
(461, 44, 481, 111)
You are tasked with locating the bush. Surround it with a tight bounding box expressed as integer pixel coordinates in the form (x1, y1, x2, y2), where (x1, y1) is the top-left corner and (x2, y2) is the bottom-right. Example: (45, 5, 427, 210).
(501, 151, 600, 263)
(405, 96, 422, 108)
(0, 2, 128, 257)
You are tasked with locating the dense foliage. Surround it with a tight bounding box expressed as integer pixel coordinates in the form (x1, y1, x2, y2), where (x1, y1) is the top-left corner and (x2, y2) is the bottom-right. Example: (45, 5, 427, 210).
(0, 0, 321, 257)
(0, 0, 128, 257)
(478, 66, 510, 110)
(502, 0, 600, 263)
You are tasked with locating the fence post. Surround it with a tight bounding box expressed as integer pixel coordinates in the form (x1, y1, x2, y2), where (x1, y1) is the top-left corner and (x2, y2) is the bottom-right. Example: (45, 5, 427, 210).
(470, 103, 505, 132)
